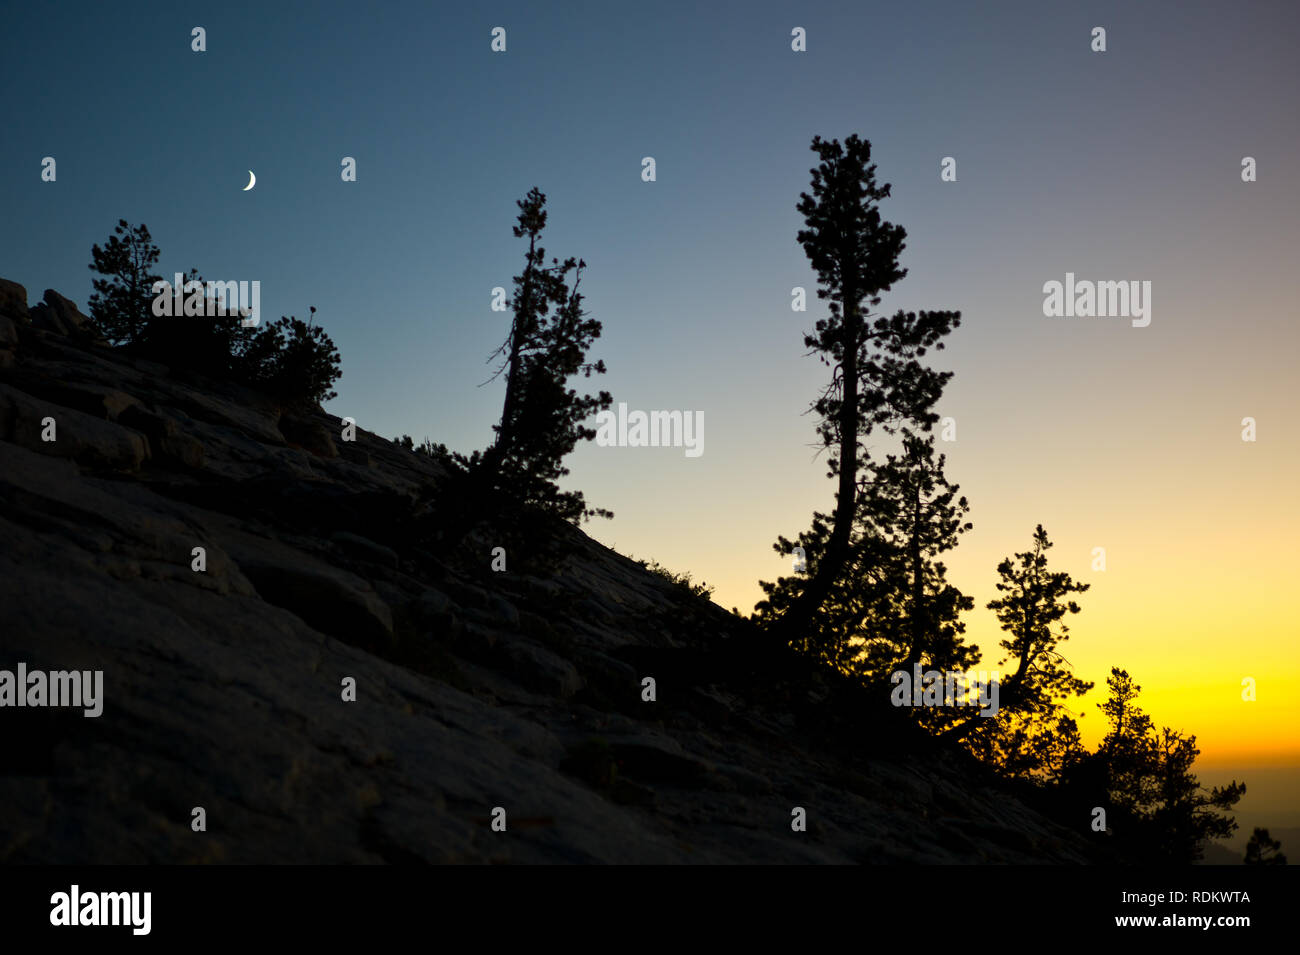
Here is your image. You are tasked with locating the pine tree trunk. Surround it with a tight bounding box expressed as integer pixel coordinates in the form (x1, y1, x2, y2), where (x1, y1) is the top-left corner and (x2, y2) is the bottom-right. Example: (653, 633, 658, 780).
(905, 486, 924, 668)
(492, 236, 537, 476)
(768, 279, 861, 649)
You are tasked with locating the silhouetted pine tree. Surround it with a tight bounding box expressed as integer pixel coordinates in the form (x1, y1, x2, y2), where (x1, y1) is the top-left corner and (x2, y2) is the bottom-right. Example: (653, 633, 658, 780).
(757, 432, 977, 688)
(859, 433, 975, 675)
(1093, 667, 1157, 804)
(469, 187, 612, 525)
(760, 136, 960, 652)
(88, 220, 162, 346)
(1079, 668, 1246, 863)
(1244, 827, 1286, 865)
(139, 266, 249, 377)
(942, 525, 1093, 748)
(239, 309, 342, 407)
(1026, 713, 1088, 779)
(88, 221, 340, 403)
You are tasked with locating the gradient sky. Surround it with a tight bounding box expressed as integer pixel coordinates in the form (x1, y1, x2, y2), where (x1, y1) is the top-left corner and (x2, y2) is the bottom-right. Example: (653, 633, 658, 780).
(3, 1, 1297, 821)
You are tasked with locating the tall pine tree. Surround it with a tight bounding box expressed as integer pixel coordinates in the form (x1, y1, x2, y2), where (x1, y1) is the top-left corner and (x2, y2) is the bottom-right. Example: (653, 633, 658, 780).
(759, 135, 962, 656)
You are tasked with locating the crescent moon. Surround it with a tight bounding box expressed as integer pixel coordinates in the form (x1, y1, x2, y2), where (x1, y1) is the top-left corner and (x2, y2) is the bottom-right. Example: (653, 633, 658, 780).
(243, 170, 256, 191)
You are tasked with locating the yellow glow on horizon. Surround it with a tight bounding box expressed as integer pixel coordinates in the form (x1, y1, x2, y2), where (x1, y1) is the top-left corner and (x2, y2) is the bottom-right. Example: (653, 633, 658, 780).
(591, 439, 1300, 769)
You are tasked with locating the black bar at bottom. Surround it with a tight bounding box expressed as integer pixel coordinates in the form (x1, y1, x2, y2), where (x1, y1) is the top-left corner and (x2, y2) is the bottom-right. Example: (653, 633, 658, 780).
(0, 864, 1294, 943)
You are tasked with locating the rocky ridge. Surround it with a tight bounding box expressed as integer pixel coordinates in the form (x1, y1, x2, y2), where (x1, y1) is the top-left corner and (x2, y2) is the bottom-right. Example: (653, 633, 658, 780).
(0, 279, 1097, 863)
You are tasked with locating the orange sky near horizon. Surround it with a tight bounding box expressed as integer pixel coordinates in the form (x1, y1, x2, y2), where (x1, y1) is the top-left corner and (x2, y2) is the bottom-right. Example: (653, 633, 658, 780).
(591, 431, 1300, 768)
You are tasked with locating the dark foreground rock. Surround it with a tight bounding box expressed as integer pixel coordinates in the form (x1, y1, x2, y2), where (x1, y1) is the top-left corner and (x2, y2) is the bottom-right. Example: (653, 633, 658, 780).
(0, 282, 1099, 863)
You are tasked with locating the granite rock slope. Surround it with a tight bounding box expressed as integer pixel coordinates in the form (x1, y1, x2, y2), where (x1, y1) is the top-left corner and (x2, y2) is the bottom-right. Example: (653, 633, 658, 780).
(0, 281, 1096, 864)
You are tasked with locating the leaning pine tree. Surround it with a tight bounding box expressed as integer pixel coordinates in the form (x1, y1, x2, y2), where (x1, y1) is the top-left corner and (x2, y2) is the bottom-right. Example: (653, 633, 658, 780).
(757, 135, 962, 658)
(462, 187, 612, 526)
(941, 525, 1094, 758)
